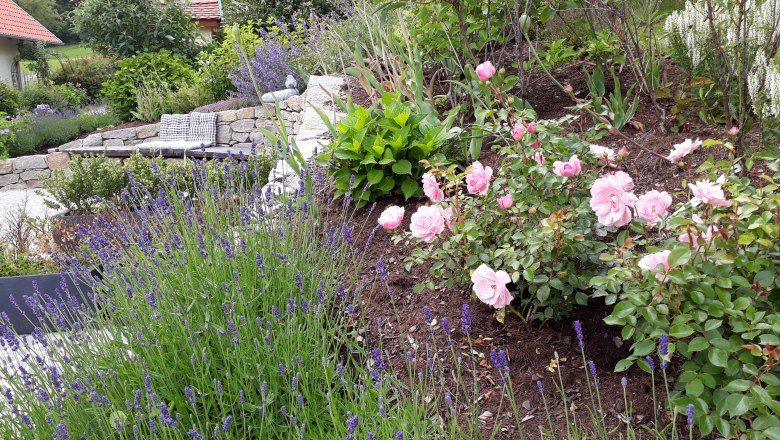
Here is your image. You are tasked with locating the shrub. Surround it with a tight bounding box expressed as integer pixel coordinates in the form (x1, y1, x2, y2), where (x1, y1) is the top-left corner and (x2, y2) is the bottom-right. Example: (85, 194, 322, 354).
(101, 50, 196, 119)
(71, 0, 198, 58)
(593, 150, 780, 437)
(132, 81, 215, 122)
(317, 92, 458, 208)
(0, 251, 52, 277)
(222, 0, 335, 25)
(8, 110, 120, 157)
(0, 81, 19, 115)
(195, 20, 264, 100)
(18, 83, 88, 111)
(51, 56, 118, 99)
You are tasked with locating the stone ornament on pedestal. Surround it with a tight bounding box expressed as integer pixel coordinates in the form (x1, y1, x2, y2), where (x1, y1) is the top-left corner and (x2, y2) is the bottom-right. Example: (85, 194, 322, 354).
(261, 75, 300, 103)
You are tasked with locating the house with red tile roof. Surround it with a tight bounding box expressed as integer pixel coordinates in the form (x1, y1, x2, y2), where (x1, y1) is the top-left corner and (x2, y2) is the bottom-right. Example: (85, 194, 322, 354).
(0, 0, 62, 90)
(184, 0, 224, 43)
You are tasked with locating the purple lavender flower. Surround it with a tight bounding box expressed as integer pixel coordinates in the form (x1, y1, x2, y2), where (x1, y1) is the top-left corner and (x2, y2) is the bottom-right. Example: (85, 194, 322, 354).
(188, 429, 204, 440)
(573, 320, 584, 347)
(184, 386, 194, 406)
(424, 305, 433, 325)
(461, 304, 471, 334)
(445, 391, 453, 411)
(279, 363, 287, 376)
(621, 377, 627, 388)
(588, 360, 599, 388)
(336, 363, 345, 378)
(536, 380, 543, 392)
(55, 422, 72, 440)
(659, 334, 669, 369)
(687, 404, 695, 426)
(442, 318, 452, 344)
(346, 413, 359, 433)
(222, 414, 233, 432)
(376, 257, 387, 282)
(646, 356, 655, 371)
(396, 432, 404, 440)
(372, 347, 385, 372)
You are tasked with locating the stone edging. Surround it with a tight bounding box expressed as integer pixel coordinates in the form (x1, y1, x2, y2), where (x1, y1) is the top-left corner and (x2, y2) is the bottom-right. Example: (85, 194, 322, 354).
(0, 153, 70, 191)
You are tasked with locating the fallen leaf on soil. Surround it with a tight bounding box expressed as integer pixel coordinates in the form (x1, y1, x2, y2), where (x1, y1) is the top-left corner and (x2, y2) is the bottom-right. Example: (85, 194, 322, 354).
(546, 358, 559, 372)
(479, 411, 493, 421)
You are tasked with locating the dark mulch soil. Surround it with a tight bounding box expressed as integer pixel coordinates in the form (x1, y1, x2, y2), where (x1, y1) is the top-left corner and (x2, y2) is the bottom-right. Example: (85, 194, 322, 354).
(319, 60, 756, 437)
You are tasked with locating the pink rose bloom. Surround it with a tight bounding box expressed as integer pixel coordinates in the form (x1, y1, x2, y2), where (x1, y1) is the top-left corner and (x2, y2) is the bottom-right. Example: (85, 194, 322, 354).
(422, 173, 444, 202)
(612, 170, 635, 191)
(440, 206, 454, 231)
(410, 205, 445, 243)
(588, 144, 616, 164)
(678, 225, 718, 246)
(589, 174, 638, 227)
(530, 140, 541, 149)
(512, 123, 527, 141)
(637, 250, 672, 282)
(689, 179, 730, 207)
(377, 205, 405, 230)
(527, 123, 537, 134)
(618, 146, 629, 157)
(666, 138, 701, 163)
(533, 151, 545, 165)
(471, 264, 513, 309)
(476, 61, 496, 81)
(552, 155, 582, 177)
(728, 126, 739, 136)
(635, 190, 672, 226)
(466, 161, 493, 195)
(497, 194, 513, 209)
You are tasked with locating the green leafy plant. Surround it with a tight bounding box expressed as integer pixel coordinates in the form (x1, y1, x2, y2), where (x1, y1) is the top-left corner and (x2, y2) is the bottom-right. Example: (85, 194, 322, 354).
(584, 66, 639, 130)
(101, 50, 196, 119)
(0, 82, 19, 115)
(18, 83, 88, 111)
(317, 92, 458, 207)
(592, 150, 780, 438)
(41, 154, 130, 214)
(51, 56, 118, 99)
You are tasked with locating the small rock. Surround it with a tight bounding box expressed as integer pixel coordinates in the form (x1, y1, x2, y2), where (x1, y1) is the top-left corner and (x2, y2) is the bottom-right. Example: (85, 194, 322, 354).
(82, 133, 103, 147)
(0, 160, 12, 175)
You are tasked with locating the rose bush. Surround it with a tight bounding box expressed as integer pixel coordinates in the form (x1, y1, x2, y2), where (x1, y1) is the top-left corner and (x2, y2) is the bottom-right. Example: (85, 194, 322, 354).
(592, 150, 780, 437)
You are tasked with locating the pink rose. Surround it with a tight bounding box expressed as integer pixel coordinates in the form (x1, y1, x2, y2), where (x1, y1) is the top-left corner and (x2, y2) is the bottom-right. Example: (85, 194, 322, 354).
(466, 161, 493, 195)
(637, 250, 672, 282)
(512, 123, 527, 141)
(728, 126, 739, 136)
(471, 264, 513, 309)
(378, 205, 405, 230)
(678, 221, 718, 246)
(440, 206, 454, 231)
(533, 151, 545, 165)
(612, 171, 635, 191)
(635, 190, 672, 226)
(588, 144, 616, 164)
(564, 84, 573, 92)
(497, 194, 513, 209)
(666, 138, 701, 163)
(527, 123, 537, 134)
(530, 141, 541, 149)
(589, 174, 638, 227)
(410, 205, 445, 243)
(476, 61, 496, 81)
(552, 155, 582, 177)
(689, 179, 730, 207)
(618, 146, 629, 157)
(422, 173, 444, 202)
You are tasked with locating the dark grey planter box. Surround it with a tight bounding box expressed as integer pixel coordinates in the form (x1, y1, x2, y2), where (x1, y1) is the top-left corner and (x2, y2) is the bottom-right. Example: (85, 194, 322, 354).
(0, 273, 93, 335)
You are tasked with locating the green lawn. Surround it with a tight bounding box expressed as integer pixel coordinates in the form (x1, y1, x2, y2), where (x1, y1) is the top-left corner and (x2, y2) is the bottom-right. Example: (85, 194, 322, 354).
(20, 43, 94, 74)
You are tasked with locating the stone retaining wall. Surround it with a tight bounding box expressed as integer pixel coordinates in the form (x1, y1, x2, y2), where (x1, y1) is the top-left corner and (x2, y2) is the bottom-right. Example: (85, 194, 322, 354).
(55, 95, 306, 153)
(0, 153, 70, 191)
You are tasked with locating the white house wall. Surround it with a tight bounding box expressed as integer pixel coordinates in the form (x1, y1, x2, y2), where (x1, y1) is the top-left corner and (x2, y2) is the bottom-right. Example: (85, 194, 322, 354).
(0, 38, 19, 87)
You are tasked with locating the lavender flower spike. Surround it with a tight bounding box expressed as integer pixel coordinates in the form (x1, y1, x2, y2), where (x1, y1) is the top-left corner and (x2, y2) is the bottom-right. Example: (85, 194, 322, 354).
(686, 404, 695, 426)
(573, 320, 584, 347)
(461, 304, 471, 334)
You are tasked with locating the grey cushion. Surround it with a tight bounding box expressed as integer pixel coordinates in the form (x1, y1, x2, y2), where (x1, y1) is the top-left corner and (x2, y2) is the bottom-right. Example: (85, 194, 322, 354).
(159, 114, 190, 141)
(187, 112, 218, 144)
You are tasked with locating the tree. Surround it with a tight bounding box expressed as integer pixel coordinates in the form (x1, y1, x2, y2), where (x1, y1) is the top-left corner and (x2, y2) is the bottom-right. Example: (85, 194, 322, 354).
(221, 0, 337, 25)
(70, 0, 199, 58)
(17, 0, 62, 35)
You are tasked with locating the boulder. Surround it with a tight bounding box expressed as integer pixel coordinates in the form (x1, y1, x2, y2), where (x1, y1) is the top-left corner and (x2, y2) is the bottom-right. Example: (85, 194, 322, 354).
(59, 139, 84, 151)
(216, 125, 232, 144)
(104, 139, 125, 147)
(236, 107, 254, 119)
(217, 110, 237, 123)
(83, 133, 103, 147)
(13, 155, 47, 171)
(0, 160, 12, 175)
(0, 174, 20, 186)
(46, 152, 70, 170)
(103, 127, 137, 140)
(232, 131, 250, 143)
(254, 106, 269, 119)
(20, 169, 50, 181)
(136, 123, 160, 139)
(230, 119, 255, 133)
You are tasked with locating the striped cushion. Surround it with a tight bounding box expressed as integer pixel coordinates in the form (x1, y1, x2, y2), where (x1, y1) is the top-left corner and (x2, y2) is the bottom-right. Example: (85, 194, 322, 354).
(187, 112, 218, 144)
(159, 114, 190, 141)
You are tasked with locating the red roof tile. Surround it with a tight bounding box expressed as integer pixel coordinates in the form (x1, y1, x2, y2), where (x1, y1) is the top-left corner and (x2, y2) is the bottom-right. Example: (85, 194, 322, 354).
(185, 0, 222, 21)
(0, 0, 62, 45)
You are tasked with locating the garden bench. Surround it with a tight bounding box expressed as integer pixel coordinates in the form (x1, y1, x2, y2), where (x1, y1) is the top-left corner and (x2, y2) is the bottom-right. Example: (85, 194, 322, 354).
(134, 112, 218, 155)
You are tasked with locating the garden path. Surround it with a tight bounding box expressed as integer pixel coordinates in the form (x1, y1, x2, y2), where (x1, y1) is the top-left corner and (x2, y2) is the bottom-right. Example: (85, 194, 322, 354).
(0, 189, 65, 234)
